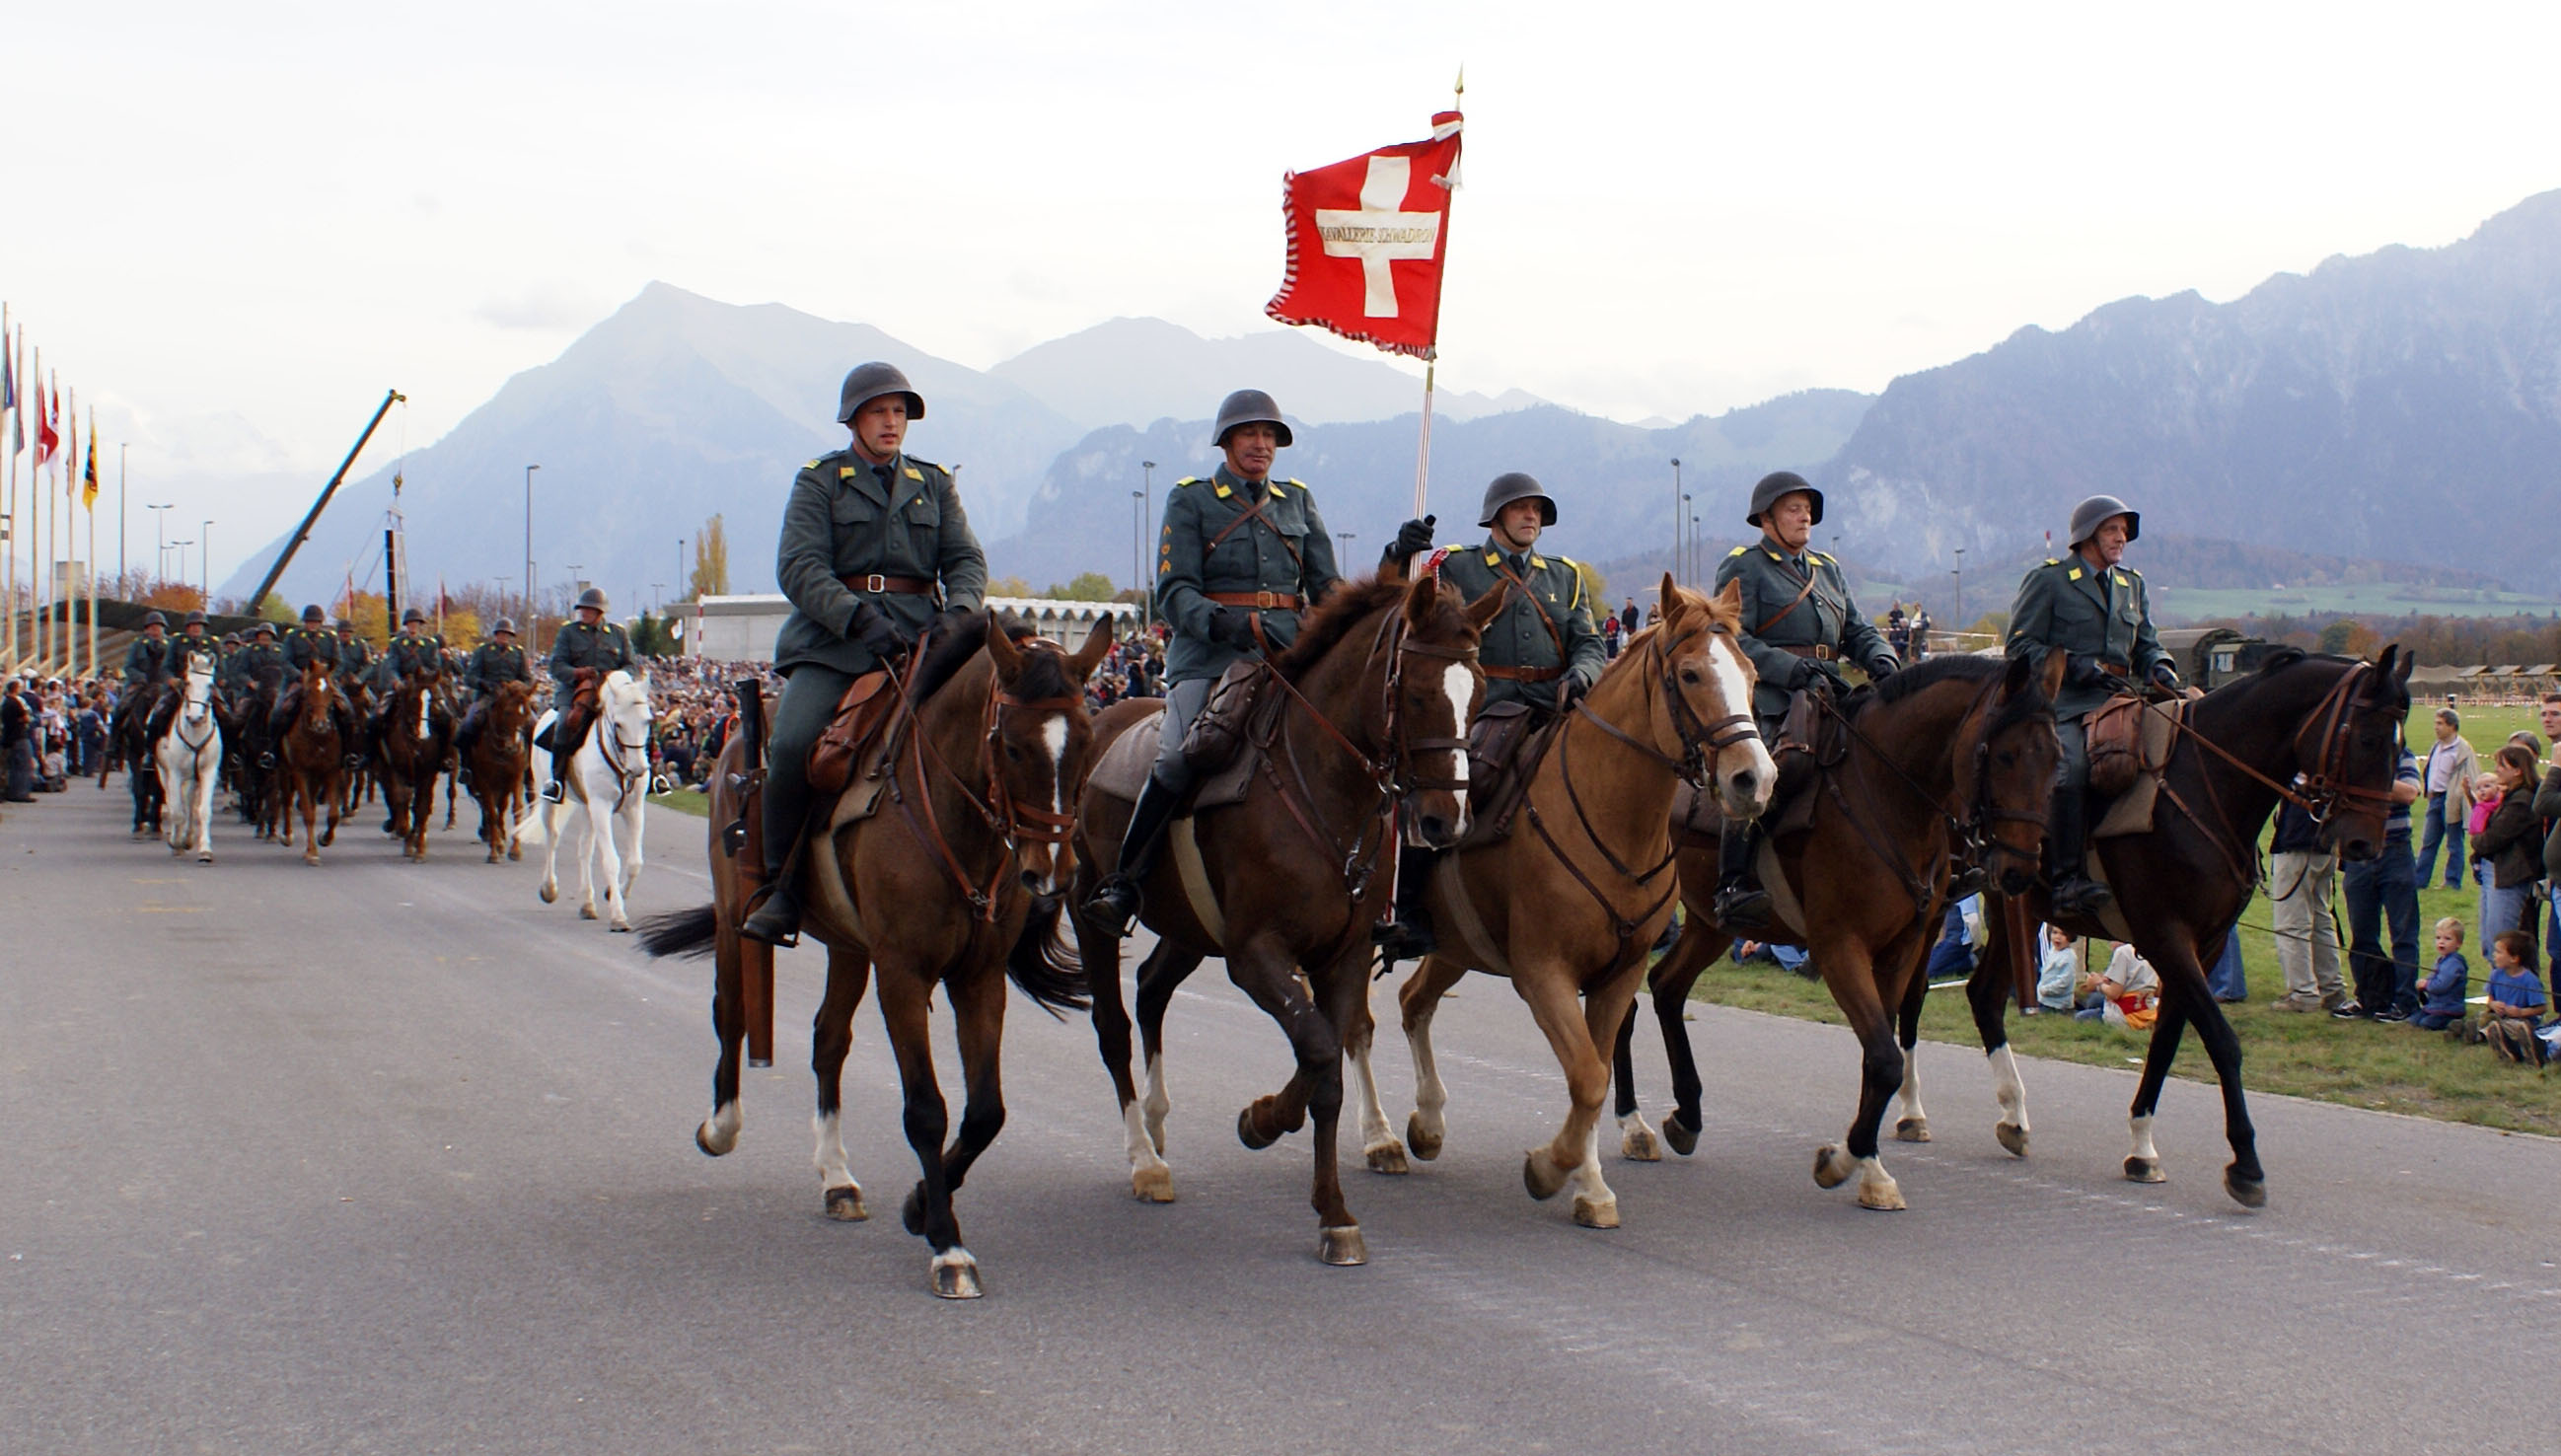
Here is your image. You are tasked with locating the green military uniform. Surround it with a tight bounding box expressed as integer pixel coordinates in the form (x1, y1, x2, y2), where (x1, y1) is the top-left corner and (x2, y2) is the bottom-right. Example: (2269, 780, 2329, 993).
(332, 631, 372, 689)
(377, 631, 445, 692)
(1427, 541, 1603, 711)
(466, 640, 533, 699)
(1155, 466, 1341, 689)
(547, 617, 636, 712)
(282, 624, 335, 677)
(122, 634, 174, 685)
(1716, 540, 1898, 730)
(228, 635, 287, 702)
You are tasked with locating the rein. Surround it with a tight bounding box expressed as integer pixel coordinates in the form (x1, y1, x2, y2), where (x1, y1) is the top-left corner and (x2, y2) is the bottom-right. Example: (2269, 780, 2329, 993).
(887, 634, 1083, 922)
(1817, 673, 2043, 914)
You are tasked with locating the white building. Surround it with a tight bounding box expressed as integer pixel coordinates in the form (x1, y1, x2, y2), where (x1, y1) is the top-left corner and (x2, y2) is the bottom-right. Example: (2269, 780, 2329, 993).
(683, 593, 1129, 662)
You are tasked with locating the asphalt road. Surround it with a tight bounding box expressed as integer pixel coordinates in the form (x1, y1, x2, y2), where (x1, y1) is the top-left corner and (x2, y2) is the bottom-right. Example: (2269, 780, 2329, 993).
(5, 780, 2558, 1456)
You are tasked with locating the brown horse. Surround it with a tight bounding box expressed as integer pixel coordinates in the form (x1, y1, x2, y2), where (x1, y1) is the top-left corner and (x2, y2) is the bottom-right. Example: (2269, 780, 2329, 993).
(1069, 573, 1498, 1266)
(377, 670, 454, 861)
(1374, 576, 1775, 1230)
(468, 680, 539, 863)
(1608, 648, 2064, 1210)
(276, 660, 350, 866)
(1968, 645, 2412, 1207)
(643, 612, 1112, 1299)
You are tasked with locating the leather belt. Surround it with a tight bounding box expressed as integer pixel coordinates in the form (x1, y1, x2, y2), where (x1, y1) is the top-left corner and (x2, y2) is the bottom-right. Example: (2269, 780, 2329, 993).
(1484, 664, 1564, 682)
(1207, 590, 1301, 611)
(1779, 643, 1837, 661)
(839, 573, 935, 595)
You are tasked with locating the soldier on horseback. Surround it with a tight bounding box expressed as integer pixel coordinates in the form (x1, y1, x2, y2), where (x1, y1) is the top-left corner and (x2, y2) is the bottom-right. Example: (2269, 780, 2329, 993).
(374, 607, 444, 693)
(1083, 388, 1342, 938)
(2005, 493, 2179, 918)
(330, 617, 371, 690)
(226, 621, 286, 700)
(739, 361, 987, 947)
(539, 588, 635, 804)
(1370, 471, 1604, 958)
(122, 611, 175, 685)
(261, 604, 361, 769)
(453, 618, 534, 782)
(1711, 470, 1901, 932)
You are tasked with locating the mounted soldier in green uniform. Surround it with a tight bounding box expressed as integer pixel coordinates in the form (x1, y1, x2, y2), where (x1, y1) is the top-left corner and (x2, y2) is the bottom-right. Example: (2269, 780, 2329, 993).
(1370, 471, 1605, 958)
(1083, 388, 1343, 937)
(330, 617, 371, 691)
(121, 611, 174, 686)
(2005, 493, 2180, 918)
(228, 620, 287, 699)
(1710, 471, 1901, 932)
(539, 587, 637, 803)
(739, 361, 987, 946)
(260, 604, 361, 768)
(375, 608, 445, 694)
(453, 618, 534, 773)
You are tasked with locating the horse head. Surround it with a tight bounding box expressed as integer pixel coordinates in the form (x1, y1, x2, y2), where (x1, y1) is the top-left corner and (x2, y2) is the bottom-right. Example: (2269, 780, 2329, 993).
(987, 614, 1114, 899)
(2306, 643, 2413, 863)
(1658, 573, 1778, 822)
(1393, 570, 1496, 849)
(1966, 648, 2069, 898)
(299, 660, 339, 734)
(492, 679, 538, 733)
(180, 654, 218, 726)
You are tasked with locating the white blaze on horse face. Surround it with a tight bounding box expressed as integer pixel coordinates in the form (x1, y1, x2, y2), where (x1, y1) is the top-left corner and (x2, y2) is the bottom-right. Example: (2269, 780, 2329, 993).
(1703, 634, 1778, 818)
(1043, 713, 1070, 820)
(1437, 661, 1474, 836)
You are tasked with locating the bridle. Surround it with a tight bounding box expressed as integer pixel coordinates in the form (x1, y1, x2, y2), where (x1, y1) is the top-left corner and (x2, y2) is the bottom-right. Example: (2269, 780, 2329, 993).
(1820, 670, 2049, 915)
(1566, 621, 1760, 790)
(598, 687, 653, 814)
(887, 635, 1088, 922)
(2140, 659, 2397, 888)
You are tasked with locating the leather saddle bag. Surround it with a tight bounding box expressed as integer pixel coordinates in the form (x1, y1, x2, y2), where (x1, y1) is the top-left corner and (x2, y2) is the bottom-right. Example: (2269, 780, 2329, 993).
(1178, 659, 1271, 777)
(2084, 692, 2147, 799)
(806, 670, 896, 798)
(1457, 701, 1559, 847)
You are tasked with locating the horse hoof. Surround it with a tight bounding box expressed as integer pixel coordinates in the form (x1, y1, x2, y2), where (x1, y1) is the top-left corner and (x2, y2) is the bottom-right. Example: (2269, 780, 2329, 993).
(1813, 1144, 1855, 1190)
(1364, 1140, 1411, 1176)
(509, 846, 522, 861)
(1131, 1165, 1177, 1203)
(930, 1249, 982, 1300)
(1317, 1225, 1368, 1266)
(1522, 1149, 1571, 1201)
(1894, 1117, 1932, 1143)
(1236, 1105, 1278, 1151)
(694, 1120, 737, 1157)
(902, 1184, 928, 1236)
(1405, 1112, 1442, 1162)
(2124, 1156, 2166, 1185)
(823, 1185, 869, 1221)
(302, 852, 319, 866)
(1662, 1116, 1700, 1158)
(609, 920, 631, 934)
(539, 884, 557, 905)
(1573, 1195, 1621, 1229)
(1995, 1122, 2030, 1158)
(578, 904, 599, 920)
(2224, 1170, 2267, 1209)
(1857, 1180, 1909, 1212)
(1620, 1122, 1663, 1162)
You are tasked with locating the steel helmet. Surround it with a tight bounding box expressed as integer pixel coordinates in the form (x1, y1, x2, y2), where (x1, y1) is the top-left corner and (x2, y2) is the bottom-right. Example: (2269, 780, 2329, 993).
(1211, 389, 1292, 449)
(837, 361, 924, 423)
(252, 621, 276, 639)
(333, 618, 353, 630)
(575, 586, 609, 612)
(1746, 471, 1824, 530)
(1477, 472, 1557, 529)
(492, 617, 518, 636)
(183, 610, 208, 627)
(142, 611, 169, 630)
(2068, 494, 2140, 547)
(402, 606, 426, 625)
(300, 603, 325, 624)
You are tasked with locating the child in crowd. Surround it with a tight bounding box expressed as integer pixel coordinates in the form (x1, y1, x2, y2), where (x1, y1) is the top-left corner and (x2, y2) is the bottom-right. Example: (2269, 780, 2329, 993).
(2035, 924, 2080, 1013)
(2480, 929, 2548, 1066)
(2410, 917, 2467, 1032)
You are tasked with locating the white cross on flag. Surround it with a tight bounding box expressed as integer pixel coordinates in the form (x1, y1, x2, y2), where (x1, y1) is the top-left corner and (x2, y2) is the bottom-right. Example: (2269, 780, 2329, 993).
(1265, 110, 1463, 360)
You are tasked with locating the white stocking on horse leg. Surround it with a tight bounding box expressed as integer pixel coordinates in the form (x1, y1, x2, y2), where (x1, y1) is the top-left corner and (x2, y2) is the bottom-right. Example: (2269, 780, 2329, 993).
(1620, 1109, 1664, 1161)
(1990, 1044, 2031, 1156)
(1894, 1044, 1931, 1142)
(811, 1110, 867, 1219)
(2125, 1113, 2165, 1183)
(1346, 1034, 1409, 1174)
(1123, 1094, 1174, 1203)
(1571, 1122, 1619, 1228)
(1402, 1000, 1449, 1162)
(695, 1099, 741, 1156)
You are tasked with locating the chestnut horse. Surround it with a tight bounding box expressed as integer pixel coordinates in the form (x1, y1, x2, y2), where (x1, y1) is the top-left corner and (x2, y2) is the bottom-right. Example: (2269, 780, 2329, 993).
(1968, 645, 2411, 1207)
(1374, 577, 1776, 1230)
(643, 613, 1111, 1299)
(377, 670, 455, 860)
(276, 659, 350, 866)
(1609, 648, 2063, 1211)
(1069, 573, 1498, 1267)
(468, 679, 539, 863)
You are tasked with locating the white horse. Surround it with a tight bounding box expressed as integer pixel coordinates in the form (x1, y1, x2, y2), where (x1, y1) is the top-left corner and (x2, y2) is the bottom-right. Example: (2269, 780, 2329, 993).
(157, 653, 223, 864)
(518, 669, 651, 930)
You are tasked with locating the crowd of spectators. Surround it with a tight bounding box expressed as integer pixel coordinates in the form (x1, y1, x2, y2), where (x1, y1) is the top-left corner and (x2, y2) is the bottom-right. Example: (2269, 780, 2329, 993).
(2, 671, 113, 804)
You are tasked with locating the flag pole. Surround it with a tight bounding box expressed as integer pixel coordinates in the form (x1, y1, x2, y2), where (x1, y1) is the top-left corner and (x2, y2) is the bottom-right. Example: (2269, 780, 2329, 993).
(86, 405, 98, 681)
(2, 310, 15, 673)
(1412, 65, 1463, 521)
(39, 358, 52, 671)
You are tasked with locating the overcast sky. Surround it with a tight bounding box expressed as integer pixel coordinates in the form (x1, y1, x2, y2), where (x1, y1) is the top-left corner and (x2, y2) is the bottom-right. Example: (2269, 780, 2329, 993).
(6, 1, 2559, 583)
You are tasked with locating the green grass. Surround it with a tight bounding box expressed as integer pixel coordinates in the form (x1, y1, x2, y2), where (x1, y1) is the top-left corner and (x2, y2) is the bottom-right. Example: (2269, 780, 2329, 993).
(1689, 698, 2561, 1136)
(649, 789, 709, 819)
(2160, 582, 2561, 622)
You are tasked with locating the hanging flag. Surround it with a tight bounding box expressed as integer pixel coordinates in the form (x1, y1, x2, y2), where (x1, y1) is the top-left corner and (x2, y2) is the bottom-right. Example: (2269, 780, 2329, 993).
(1265, 109, 1464, 360)
(35, 375, 59, 467)
(83, 411, 100, 510)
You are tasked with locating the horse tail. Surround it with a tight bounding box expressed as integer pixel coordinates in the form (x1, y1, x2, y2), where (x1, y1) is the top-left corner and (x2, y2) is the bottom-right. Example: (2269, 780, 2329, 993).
(638, 903, 719, 960)
(508, 804, 550, 848)
(1004, 895, 1090, 1019)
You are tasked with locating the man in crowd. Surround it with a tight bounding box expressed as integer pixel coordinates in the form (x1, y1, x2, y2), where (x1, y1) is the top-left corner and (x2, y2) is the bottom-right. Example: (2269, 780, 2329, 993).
(2336, 736, 2423, 1021)
(2267, 790, 2348, 1013)
(2414, 707, 2479, 888)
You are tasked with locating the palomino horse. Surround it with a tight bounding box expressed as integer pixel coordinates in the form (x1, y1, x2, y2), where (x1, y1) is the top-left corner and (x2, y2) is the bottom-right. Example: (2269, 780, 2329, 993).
(1070, 573, 1499, 1266)
(524, 669, 652, 929)
(154, 652, 224, 864)
(1969, 645, 2411, 1207)
(276, 660, 350, 866)
(1609, 649, 2064, 1211)
(1376, 576, 1777, 1230)
(468, 679, 539, 863)
(377, 670, 455, 860)
(644, 614, 1111, 1299)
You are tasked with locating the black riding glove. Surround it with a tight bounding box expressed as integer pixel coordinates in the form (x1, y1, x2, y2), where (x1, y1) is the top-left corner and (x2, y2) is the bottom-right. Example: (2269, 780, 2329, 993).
(1207, 609, 1259, 651)
(1864, 655, 1899, 682)
(847, 602, 910, 662)
(2149, 661, 2184, 694)
(2067, 653, 2112, 689)
(1385, 515, 1437, 569)
(1557, 674, 1591, 711)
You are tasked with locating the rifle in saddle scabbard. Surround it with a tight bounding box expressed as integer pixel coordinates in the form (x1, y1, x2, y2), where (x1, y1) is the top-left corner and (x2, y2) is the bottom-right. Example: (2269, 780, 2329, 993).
(724, 679, 766, 869)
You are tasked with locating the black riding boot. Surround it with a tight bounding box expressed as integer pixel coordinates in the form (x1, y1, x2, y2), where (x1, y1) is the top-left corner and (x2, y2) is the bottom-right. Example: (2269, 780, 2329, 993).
(2046, 788, 2113, 919)
(536, 724, 563, 802)
(334, 705, 362, 769)
(738, 796, 810, 949)
(1372, 842, 1439, 961)
(1086, 775, 1182, 939)
(1713, 818, 1776, 933)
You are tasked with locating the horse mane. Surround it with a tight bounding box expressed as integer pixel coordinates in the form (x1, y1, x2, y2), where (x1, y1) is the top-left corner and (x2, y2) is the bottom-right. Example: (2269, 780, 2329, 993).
(1272, 577, 1415, 680)
(1867, 651, 2004, 705)
(909, 610, 1069, 703)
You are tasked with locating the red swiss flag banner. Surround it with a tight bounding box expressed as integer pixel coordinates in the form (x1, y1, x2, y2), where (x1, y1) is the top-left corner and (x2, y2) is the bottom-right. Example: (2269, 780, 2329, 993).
(1265, 110, 1463, 360)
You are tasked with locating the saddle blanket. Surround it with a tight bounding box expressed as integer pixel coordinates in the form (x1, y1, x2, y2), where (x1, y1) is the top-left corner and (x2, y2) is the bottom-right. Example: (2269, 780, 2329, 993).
(2093, 699, 2183, 840)
(1085, 709, 1255, 815)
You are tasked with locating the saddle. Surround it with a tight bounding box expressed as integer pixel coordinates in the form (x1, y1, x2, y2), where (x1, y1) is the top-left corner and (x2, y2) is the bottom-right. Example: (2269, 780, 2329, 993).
(1453, 701, 1558, 849)
(1176, 658, 1273, 777)
(2089, 694, 2186, 841)
(805, 670, 898, 798)
(1086, 708, 1261, 816)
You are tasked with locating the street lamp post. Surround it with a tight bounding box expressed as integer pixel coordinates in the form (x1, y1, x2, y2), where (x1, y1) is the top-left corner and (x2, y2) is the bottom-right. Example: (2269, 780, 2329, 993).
(1681, 493, 1694, 585)
(1131, 489, 1144, 605)
(201, 520, 213, 605)
(146, 503, 172, 585)
(1668, 458, 1682, 590)
(523, 465, 540, 629)
(171, 541, 192, 598)
(1952, 546, 1965, 629)
(1140, 460, 1156, 630)
(117, 444, 127, 582)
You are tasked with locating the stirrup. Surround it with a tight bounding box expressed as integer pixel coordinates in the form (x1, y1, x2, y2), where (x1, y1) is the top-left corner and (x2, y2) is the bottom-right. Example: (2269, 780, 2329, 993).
(1085, 874, 1143, 938)
(1714, 881, 1776, 934)
(2050, 877, 2114, 918)
(1370, 916, 1435, 961)
(739, 883, 801, 948)
(540, 780, 564, 803)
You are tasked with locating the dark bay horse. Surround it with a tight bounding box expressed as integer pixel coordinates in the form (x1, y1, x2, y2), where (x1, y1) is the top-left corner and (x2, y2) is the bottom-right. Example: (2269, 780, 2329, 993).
(1610, 648, 2064, 1210)
(276, 660, 349, 866)
(644, 613, 1111, 1299)
(378, 670, 455, 860)
(223, 663, 286, 835)
(109, 670, 179, 839)
(1375, 577, 1776, 1230)
(1069, 572, 1498, 1266)
(1970, 645, 2412, 1207)
(468, 679, 538, 863)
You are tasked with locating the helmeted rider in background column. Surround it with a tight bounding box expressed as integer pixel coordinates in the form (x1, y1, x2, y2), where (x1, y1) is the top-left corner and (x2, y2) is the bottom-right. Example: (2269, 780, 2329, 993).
(1084, 389, 1342, 937)
(740, 362, 986, 947)
(540, 588, 635, 803)
(1711, 471, 1900, 933)
(453, 618, 534, 783)
(1372, 472, 1604, 958)
(122, 611, 174, 686)
(264, 603, 362, 768)
(2005, 493, 2178, 919)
